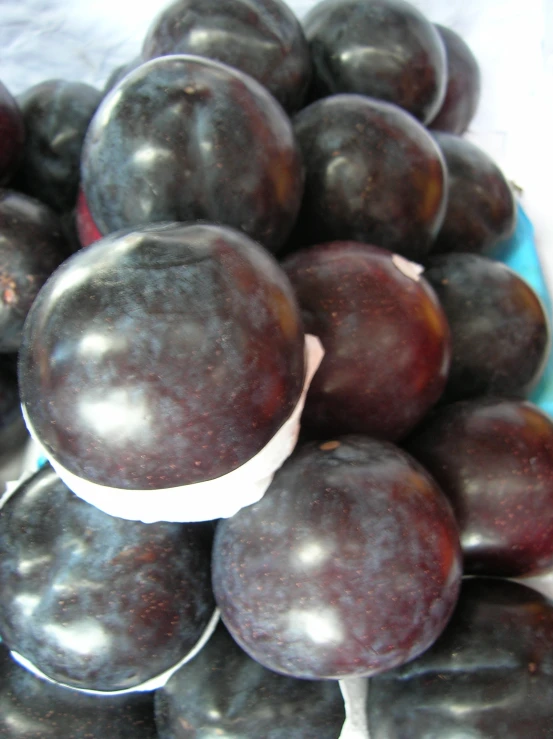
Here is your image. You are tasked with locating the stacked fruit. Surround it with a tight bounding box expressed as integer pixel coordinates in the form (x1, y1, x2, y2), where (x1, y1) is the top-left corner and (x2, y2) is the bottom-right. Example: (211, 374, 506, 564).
(0, 0, 552, 737)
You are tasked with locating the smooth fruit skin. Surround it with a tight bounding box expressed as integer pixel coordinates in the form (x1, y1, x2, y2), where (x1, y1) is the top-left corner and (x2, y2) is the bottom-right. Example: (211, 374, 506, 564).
(424, 252, 551, 402)
(13, 79, 102, 213)
(0, 80, 24, 186)
(0, 465, 215, 692)
(290, 95, 447, 261)
(0, 644, 158, 738)
(81, 54, 304, 254)
(18, 222, 305, 489)
(405, 397, 553, 577)
(428, 24, 481, 135)
(303, 0, 447, 123)
(283, 241, 451, 441)
(142, 0, 312, 113)
(367, 578, 553, 739)
(0, 189, 68, 353)
(212, 436, 462, 680)
(431, 132, 517, 254)
(155, 621, 345, 738)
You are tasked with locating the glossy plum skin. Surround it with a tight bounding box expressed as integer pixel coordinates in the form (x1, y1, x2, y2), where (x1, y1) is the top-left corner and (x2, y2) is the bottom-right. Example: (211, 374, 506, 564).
(81, 54, 303, 254)
(302, 0, 446, 123)
(283, 242, 451, 441)
(0, 465, 215, 691)
(0, 645, 158, 738)
(18, 223, 305, 489)
(428, 24, 481, 135)
(0, 81, 25, 186)
(142, 0, 311, 113)
(0, 189, 68, 352)
(367, 578, 553, 738)
(155, 622, 345, 738)
(431, 132, 516, 254)
(423, 253, 550, 402)
(290, 95, 447, 261)
(405, 398, 553, 577)
(212, 436, 462, 680)
(13, 80, 102, 213)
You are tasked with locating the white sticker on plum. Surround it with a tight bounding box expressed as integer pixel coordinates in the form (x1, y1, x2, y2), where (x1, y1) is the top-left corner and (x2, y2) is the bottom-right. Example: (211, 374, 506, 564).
(20, 334, 324, 523)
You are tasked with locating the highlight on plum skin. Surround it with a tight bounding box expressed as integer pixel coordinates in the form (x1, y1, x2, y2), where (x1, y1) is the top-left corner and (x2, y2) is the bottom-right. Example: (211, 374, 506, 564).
(212, 435, 463, 681)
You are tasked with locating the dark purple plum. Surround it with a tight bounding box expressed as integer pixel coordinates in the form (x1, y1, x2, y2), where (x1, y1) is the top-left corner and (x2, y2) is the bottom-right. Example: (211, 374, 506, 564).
(155, 621, 345, 738)
(423, 252, 550, 402)
(81, 54, 303, 254)
(0, 80, 24, 186)
(428, 24, 481, 135)
(0, 189, 68, 353)
(13, 80, 102, 213)
(212, 436, 462, 680)
(142, 0, 311, 113)
(405, 397, 553, 577)
(431, 132, 517, 254)
(0, 643, 158, 738)
(367, 578, 553, 738)
(302, 0, 447, 123)
(103, 56, 144, 95)
(18, 222, 305, 490)
(0, 464, 215, 691)
(290, 94, 447, 260)
(283, 241, 451, 441)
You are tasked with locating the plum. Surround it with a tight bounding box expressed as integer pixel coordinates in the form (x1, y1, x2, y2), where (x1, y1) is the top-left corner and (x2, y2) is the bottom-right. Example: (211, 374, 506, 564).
(428, 24, 481, 135)
(290, 94, 447, 260)
(212, 436, 462, 680)
(0, 80, 24, 186)
(368, 578, 553, 738)
(142, 0, 311, 112)
(81, 54, 303, 254)
(155, 621, 345, 738)
(13, 79, 102, 213)
(0, 464, 215, 692)
(283, 241, 451, 441)
(18, 222, 305, 491)
(405, 397, 553, 577)
(302, 0, 447, 123)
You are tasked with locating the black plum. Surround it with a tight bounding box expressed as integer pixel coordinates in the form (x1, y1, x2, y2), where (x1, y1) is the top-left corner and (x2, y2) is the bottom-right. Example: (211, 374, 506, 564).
(423, 252, 550, 402)
(0, 464, 215, 691)
(367, 578, 553, 738)
(0, 189, 68, 352)
(142, 0, 311, 112)
(0, 81, 25, 186)
(155, 621, 346, 738)
(18, 222, 305, 490)
(302, 0, 447, 123)
(212, 436, 462, 680)
(0, 644, 158, 738)
(290, 94, 447, 260)
(81, 54, 303, 254)
(431, 132, 517, 254)
(428, 24, 481, 135)
(13, 79, 102, 213)
(0, 355, 27, 459)
(405, 397, 553, 577)
(283, 241, 451, 441)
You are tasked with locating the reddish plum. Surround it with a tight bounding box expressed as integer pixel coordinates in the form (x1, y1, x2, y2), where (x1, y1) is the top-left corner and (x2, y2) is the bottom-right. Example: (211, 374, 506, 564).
(283, 241, 451, 441)
(405, 397, 553, 577)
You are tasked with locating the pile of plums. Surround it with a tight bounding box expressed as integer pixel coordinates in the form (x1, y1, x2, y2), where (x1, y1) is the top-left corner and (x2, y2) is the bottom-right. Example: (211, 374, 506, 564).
(0, 0, 552, 737)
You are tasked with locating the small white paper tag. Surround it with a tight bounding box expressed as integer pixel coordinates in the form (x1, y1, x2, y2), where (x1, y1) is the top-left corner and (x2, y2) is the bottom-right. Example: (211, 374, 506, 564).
(21, 334, 324, 523)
